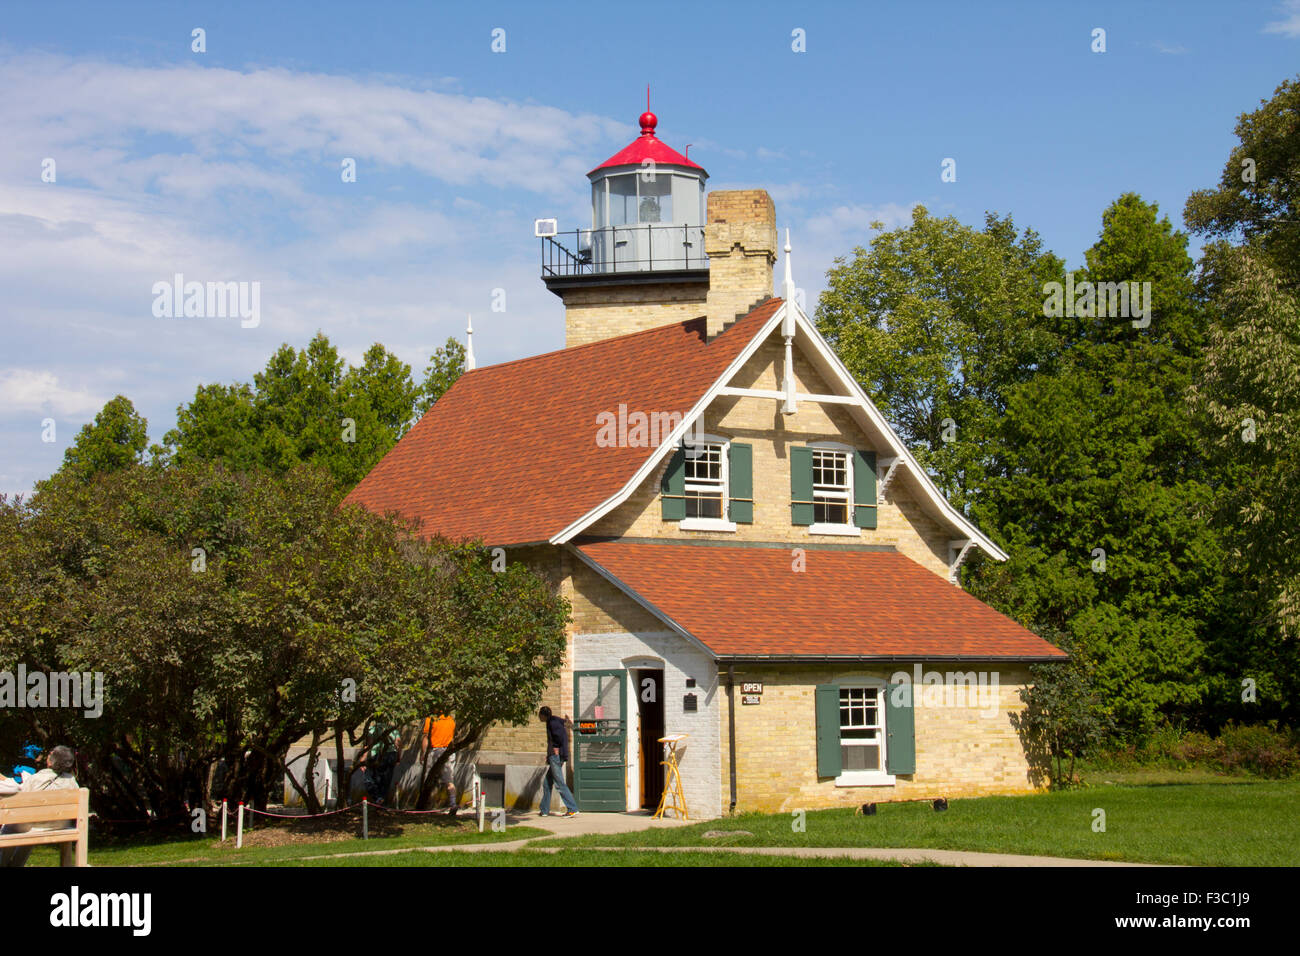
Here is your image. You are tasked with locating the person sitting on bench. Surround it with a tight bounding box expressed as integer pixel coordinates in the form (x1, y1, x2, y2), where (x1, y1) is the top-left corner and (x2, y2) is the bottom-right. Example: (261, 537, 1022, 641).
(0, 744, 80, 867)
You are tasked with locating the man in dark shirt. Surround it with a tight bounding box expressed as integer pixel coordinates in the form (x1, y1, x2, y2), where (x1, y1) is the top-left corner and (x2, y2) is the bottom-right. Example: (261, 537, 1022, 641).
(538, 706, 579, 817)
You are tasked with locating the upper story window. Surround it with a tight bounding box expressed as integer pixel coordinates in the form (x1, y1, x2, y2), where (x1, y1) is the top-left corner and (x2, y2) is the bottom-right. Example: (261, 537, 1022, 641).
(812, 449, 850, 526)
(684, 442, 725, 520)
(660, 436, 753, 531)
(792, 441, 878, 535)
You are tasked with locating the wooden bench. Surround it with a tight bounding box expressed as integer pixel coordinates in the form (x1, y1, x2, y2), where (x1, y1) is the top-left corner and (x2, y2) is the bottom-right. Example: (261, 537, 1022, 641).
(0, 788, 89, 866)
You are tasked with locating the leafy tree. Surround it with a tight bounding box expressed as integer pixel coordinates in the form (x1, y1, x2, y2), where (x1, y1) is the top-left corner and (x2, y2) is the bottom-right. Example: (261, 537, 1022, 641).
(1184, 74, 1300, 285)
(59, 395, 149, 479)
(0, 460, 568, 820)
(1188, 249, 1300, 722)
(1010, 632, 1114, 788)
(816, 206, 1064, 511)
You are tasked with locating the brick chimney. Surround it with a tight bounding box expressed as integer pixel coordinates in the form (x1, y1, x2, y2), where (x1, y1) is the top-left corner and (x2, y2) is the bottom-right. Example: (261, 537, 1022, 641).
(704, 189, 777, 338)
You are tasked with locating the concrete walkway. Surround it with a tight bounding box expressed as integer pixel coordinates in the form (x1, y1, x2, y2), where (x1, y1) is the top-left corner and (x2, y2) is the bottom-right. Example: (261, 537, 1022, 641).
(285, 810, 1155, 867)
(554, 846, 1158, 867)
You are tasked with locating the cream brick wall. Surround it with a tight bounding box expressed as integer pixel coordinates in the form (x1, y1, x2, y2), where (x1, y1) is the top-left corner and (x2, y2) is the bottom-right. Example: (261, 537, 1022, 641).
(718, 664, 1038, 815)
(586, 334, 952, 577)
(562, 282, 707, 348)
(704, 190, 776, 339)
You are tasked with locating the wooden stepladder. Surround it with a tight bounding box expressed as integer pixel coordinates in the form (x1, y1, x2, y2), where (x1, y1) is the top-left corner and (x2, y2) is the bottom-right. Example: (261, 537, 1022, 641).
(653, 733, 689, 820)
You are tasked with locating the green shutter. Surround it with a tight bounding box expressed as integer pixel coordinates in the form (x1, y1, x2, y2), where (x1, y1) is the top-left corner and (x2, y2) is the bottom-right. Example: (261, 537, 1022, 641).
(853, 449, 878, 529)
(790, 446, 814, 526)
(660, 446, 686, 520)
(885, 681, 916, 775)
(728, 443, 753, 523)
(815, 684, 842, 777)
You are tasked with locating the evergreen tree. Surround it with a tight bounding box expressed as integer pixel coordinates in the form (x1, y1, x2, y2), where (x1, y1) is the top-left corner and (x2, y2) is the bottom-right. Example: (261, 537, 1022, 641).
(59, 395, 149, 480)
(969, 195, 1227, 736)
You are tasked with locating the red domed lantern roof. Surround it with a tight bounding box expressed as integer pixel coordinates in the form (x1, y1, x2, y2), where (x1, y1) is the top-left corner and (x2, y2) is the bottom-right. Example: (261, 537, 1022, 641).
(588, 110, 705, 176)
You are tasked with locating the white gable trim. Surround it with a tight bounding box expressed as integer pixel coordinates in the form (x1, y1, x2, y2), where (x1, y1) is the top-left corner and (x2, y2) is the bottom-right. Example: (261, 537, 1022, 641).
(785, 306, 1008, 562)
(551, 300, 1007, 562)
(550, 303, 788, 544)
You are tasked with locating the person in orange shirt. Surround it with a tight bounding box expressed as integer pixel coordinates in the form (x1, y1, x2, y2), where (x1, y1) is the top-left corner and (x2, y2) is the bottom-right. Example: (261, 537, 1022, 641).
(421, 714, 456, 813)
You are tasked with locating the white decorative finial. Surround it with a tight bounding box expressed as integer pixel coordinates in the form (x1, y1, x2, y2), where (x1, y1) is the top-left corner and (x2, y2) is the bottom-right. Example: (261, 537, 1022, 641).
(781, 229, 797, 415)
(783, 229, 796, 305)
(466, 314, 476, 371)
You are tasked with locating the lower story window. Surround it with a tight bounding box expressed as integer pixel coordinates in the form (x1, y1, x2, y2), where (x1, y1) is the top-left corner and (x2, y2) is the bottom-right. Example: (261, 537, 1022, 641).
(839, 686, 882, 771)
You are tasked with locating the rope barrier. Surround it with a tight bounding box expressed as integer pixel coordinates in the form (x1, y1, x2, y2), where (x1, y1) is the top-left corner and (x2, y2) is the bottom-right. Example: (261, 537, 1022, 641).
(246, 802, 362, 819)
(369, 804, 457, 815)
(88, 802, 460, 823)
(89, 811, 191, 825)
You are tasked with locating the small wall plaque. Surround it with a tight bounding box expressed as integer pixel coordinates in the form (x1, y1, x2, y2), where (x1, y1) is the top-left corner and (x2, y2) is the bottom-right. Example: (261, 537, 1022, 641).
(683, 693, 698, 712)
(741, 694, 761, 705)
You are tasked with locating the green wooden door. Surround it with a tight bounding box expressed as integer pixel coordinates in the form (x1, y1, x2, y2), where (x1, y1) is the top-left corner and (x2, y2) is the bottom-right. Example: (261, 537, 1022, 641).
(573, 670, 626, 811)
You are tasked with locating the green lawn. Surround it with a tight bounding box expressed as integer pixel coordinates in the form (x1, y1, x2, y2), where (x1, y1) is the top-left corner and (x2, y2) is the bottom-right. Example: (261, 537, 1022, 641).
(25, 774, 1297, 867)
(29, 819, 546, 867)
(548, 778, 1300, 866)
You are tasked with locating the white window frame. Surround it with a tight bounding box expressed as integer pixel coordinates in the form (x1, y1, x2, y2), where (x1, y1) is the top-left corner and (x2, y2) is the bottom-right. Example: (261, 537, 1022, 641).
(807, 441, 860, 537)
(833, 678, 895, 788)
(679, 435, 736, 532)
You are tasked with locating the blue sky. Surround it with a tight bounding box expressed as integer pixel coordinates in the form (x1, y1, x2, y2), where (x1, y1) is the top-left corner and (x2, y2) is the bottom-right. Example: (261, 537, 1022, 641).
(2, 0, 1299, 495)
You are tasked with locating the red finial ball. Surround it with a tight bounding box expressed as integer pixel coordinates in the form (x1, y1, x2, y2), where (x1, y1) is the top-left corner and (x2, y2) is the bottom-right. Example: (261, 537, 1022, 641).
(639, 111, 657, 136)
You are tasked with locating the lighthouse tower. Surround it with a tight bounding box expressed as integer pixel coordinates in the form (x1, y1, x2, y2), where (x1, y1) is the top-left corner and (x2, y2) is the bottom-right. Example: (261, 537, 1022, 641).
(541, 108, 778, 347)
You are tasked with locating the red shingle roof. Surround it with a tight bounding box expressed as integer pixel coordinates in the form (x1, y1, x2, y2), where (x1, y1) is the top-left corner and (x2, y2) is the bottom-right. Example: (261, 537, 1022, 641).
(344, 300, 782, 545)
(575, 539, 1066, 660)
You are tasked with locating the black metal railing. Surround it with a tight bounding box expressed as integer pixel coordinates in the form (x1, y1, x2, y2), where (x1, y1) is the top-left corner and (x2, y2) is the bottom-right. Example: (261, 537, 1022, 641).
(542, 225, 708, 278)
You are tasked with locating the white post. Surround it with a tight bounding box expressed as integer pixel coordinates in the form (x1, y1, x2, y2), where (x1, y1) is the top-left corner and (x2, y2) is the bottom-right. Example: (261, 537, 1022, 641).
(477, 792, 485, 834)
(362, 797, 369, 840)
(221, 799, 228, 842)
(235, 802, 244, 849)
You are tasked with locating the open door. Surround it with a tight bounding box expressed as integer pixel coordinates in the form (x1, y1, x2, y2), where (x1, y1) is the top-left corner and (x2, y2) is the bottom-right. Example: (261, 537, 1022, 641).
(573, 670, 626, 811)
(636, 670, 665, 810)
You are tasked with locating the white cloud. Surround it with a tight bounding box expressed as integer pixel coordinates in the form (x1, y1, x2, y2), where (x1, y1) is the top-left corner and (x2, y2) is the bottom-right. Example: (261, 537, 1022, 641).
(0, 55, 623, 194)
(0, 53, 626, 494)
(1264, 0, 1300, 36)
(805, 202, 918, 246)
(0, 369, 106, 416)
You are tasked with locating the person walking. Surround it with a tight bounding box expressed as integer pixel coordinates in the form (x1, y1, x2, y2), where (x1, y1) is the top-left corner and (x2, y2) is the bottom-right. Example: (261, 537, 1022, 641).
(538, 706, 578, 817)
(421, 714, 457, 812)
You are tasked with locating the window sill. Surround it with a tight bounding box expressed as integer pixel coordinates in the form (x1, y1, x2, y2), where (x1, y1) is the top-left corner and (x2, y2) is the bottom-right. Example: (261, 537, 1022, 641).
(680, 518, 737, 532)
(834, 771, 896, 788)
(809, 523, 861, 537)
